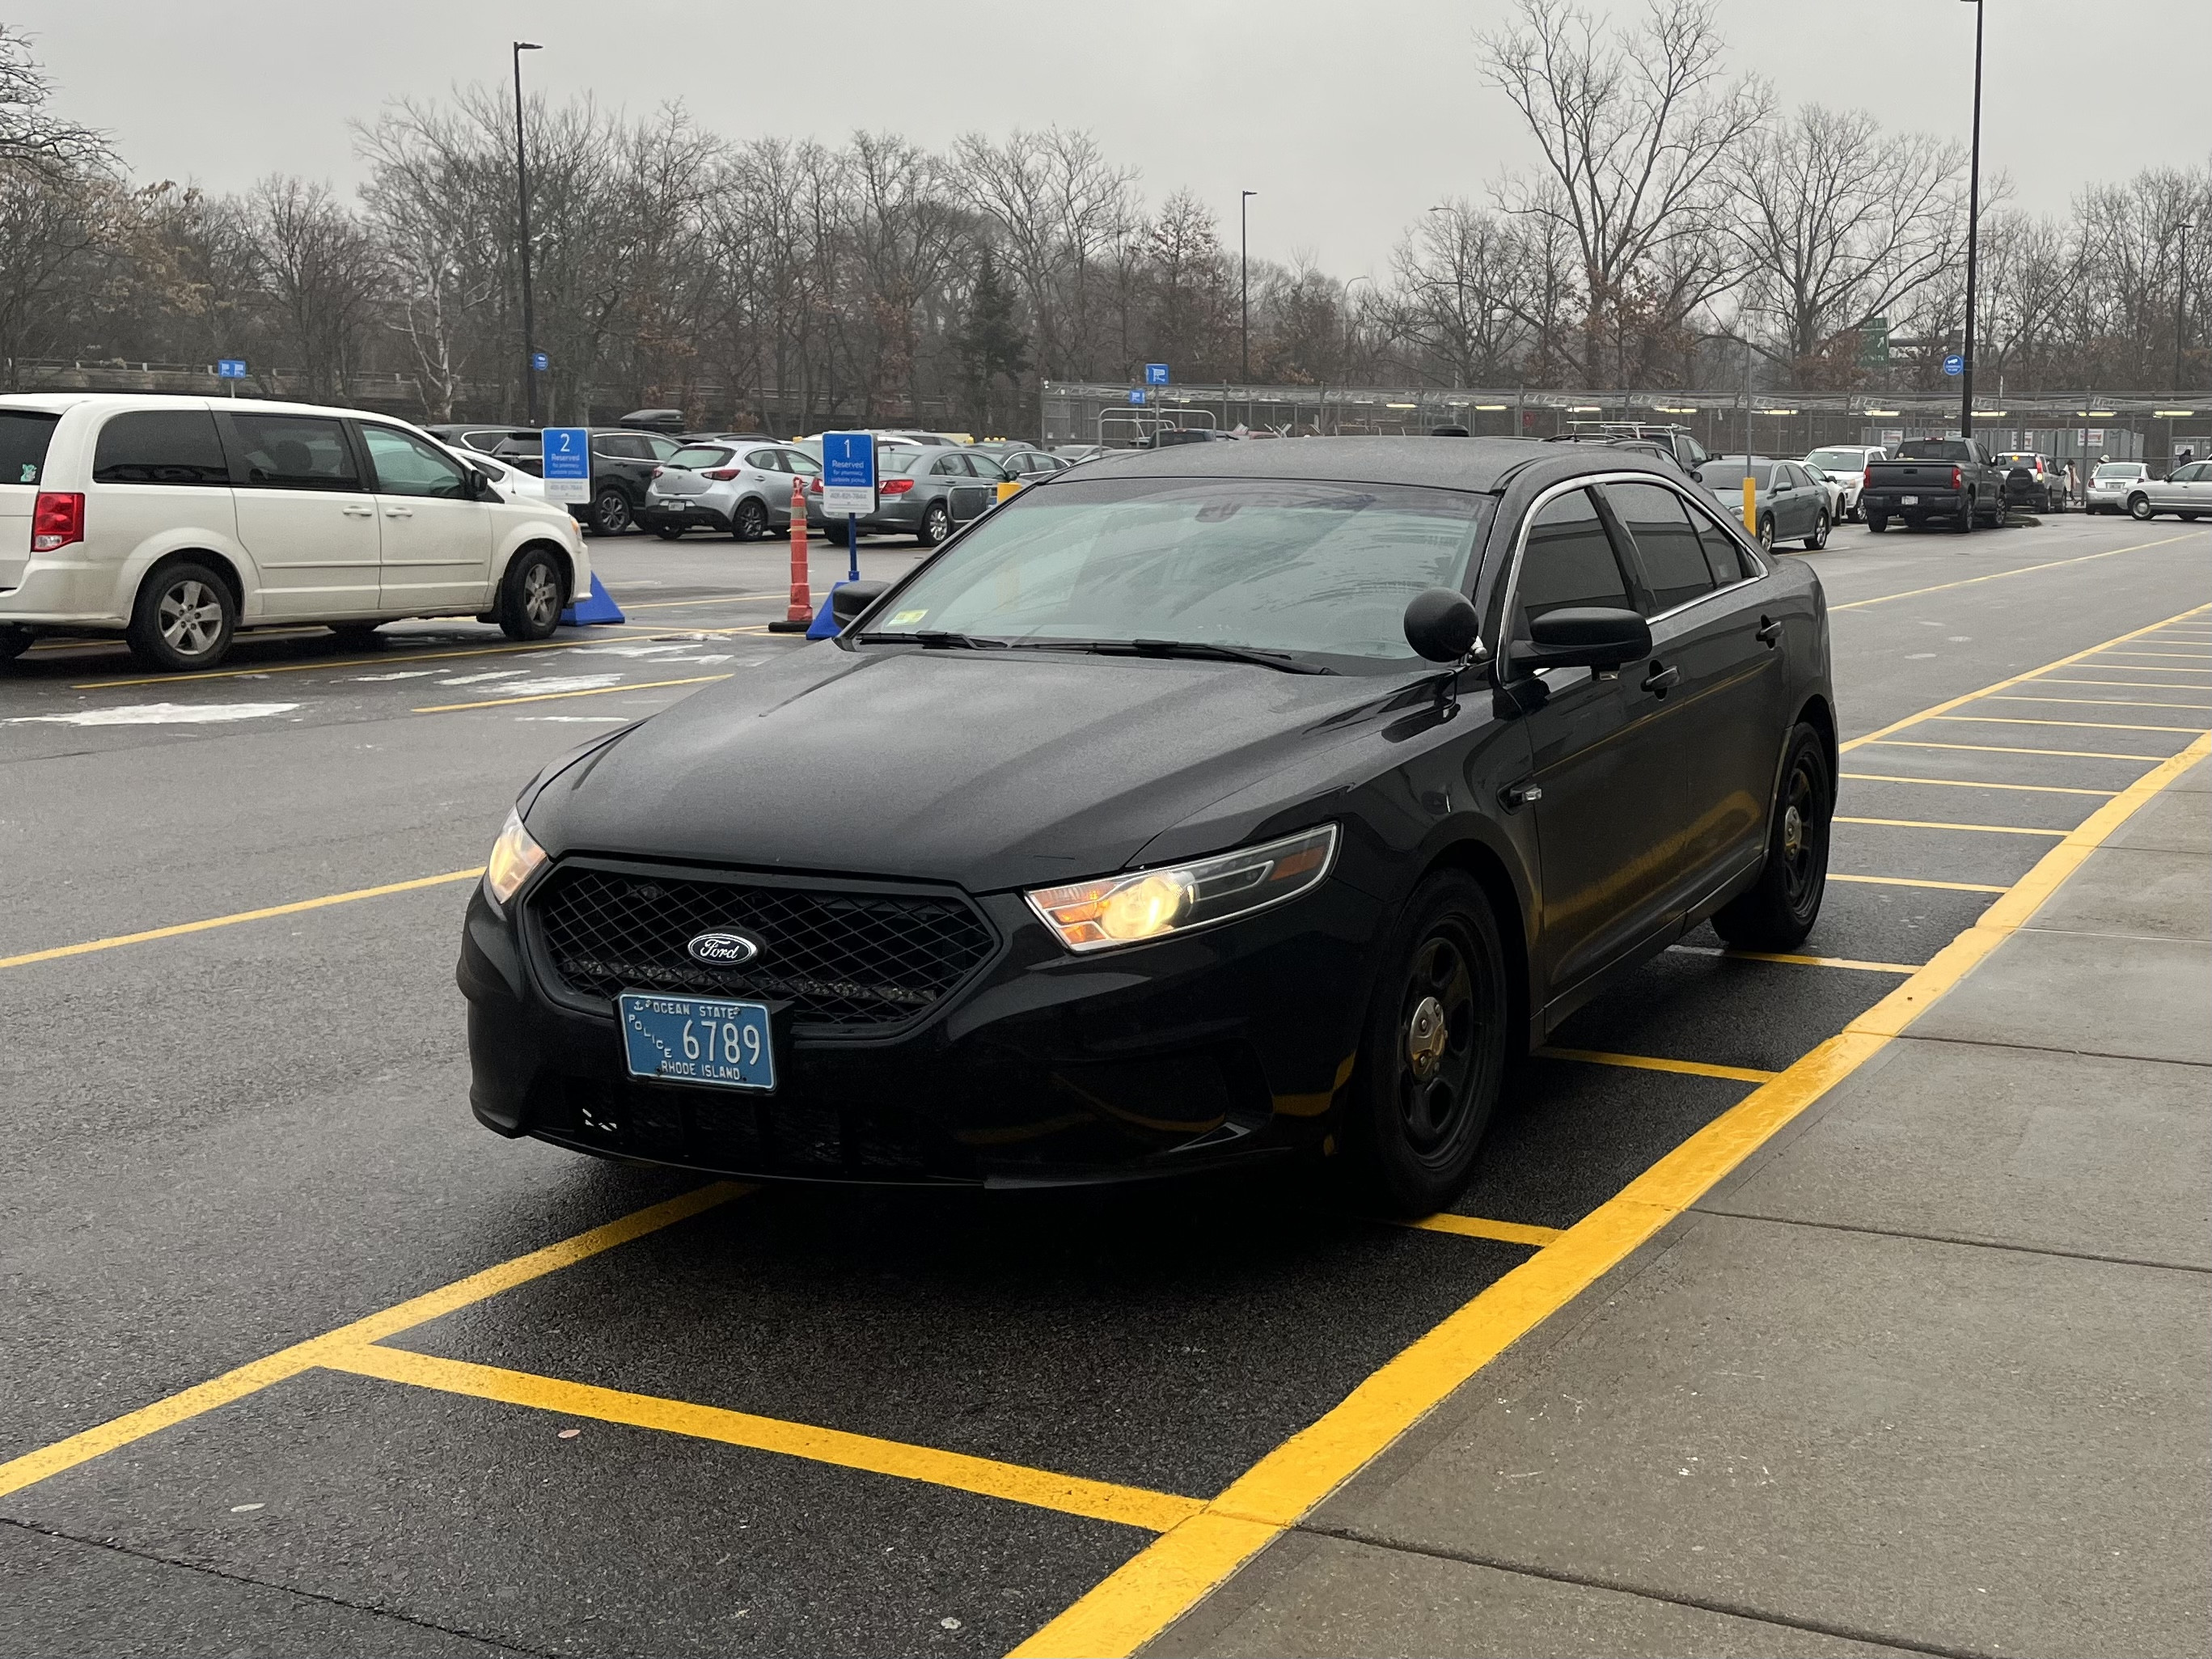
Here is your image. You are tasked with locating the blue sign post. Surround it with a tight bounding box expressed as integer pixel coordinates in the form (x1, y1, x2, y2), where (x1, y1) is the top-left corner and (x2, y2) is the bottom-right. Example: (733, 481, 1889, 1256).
(1144, 363, 1169, 386)
(531, 351, 550, 372)
(809, 432, 879, 637)
(1942, 353, 1965, 378)
(216, 358, 246, 397)
(540, 426, 591, 506)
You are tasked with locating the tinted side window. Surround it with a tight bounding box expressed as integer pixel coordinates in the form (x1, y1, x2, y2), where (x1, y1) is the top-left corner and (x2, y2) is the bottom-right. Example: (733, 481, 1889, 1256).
(0, 410, 61, 485)
(593, 434, 648, 461)
(231, 414, 359, 490)
(361, 425, 471, 499)
(1683, 496, 1754, 585)
(92, 411, 231, 486)
(1516, 488, 1630, 625)
(1606, 481, 1715, 614)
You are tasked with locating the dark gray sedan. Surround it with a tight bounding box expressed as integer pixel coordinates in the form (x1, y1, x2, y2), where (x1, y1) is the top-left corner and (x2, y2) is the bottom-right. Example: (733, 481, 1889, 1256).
(845, 446, 1013, 545)
(1699, 456, 1831, 551)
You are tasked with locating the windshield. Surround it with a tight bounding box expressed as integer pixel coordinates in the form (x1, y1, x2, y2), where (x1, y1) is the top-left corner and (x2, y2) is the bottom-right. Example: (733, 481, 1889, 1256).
(861, 476, 1490, 667)
(668, 445, 734, 469)
(2094, 463, 2143, 478)
(1699, 460, 1762, 491)
(1806, 448, 1867, 471)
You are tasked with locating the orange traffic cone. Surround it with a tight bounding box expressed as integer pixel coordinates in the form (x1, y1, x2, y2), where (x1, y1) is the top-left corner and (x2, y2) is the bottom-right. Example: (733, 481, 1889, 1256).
(767, 476, 813, 633)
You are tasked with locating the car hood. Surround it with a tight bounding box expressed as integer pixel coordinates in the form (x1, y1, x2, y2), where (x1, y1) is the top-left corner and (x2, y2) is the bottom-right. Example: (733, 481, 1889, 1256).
(526, 645, 1417, 891)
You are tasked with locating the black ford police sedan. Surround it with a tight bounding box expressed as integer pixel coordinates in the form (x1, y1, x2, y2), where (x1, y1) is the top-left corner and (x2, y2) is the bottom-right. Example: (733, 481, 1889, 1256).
(459, 438, 1833, 1214)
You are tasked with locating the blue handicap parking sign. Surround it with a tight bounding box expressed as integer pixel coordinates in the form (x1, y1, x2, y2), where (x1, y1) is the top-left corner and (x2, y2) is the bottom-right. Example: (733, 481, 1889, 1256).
(1943, 353, 1965, 377)
(1144, 363, 1169, 386)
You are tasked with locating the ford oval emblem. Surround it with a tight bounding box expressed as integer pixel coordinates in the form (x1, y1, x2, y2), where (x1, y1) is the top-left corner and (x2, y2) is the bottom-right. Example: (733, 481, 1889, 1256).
(686, 930, 762, 967)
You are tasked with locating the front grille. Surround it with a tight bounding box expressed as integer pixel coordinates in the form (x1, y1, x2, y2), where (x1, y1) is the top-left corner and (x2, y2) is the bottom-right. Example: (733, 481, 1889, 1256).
(531, 865, 996, 1027)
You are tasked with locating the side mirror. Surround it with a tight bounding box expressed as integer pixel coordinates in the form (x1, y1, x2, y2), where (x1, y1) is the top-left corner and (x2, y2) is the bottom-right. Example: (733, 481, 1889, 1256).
(1403, 587, 1483, 663)
(467, 466, 497, 499)
(1510, 607, 1652, 671)
(829, 580, 889, 627)
(1690, 468, 1704, 483)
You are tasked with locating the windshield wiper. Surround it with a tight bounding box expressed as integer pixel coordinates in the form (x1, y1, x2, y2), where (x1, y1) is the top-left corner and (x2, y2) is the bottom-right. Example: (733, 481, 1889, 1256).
(852, 630, 1008, 650)
(1019, 638, 1334, 675)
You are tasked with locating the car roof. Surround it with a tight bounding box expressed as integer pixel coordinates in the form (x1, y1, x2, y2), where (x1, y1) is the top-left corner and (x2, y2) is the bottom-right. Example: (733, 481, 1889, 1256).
(1067, 435, 1695, 495)
(0, 391, 438, 425)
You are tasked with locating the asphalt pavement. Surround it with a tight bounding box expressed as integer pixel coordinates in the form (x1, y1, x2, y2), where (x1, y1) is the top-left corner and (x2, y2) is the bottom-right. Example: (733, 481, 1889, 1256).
(1, 508, 2205, 1657)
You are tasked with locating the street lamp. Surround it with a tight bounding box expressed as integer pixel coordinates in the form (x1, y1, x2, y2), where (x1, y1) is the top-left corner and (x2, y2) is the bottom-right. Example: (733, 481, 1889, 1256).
(1957, 0, 1984, 439)
(2173, 219, 2194, 392)
(1240, 190, 1257, 386)
(513, 40, 543, 425)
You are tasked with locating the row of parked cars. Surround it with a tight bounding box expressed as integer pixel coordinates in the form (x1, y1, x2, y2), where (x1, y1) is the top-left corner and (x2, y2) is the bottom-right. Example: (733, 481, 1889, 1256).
(425, 418, 1087, 547)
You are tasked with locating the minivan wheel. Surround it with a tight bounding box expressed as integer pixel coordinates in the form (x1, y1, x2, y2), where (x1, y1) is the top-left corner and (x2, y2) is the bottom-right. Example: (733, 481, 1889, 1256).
(127, 561, 237, 671)
(1712, 722, 1832, 952)
(497, 548, 569, 641)
(732, 497, 768, 542)
(918, 501, 951, 546)
(1343, 870, 1509, 1217)
(0, 624, 33, 664)
(592, 489, 633, 535)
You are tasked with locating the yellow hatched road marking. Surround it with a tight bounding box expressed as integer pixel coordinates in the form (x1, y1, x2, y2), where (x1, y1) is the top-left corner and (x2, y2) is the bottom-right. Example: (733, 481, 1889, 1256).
(412, 673, 731, 713)
(1829, 873, 2008, 894)
(2024, 676, 2212, 690)
(1669, 945, 1916, 973)
(2090, 650, 2212, 658)
(324, 1344, 1201, 1534)
(1837, 814, 2067, 836)
(1867, 739, 2176, 761)
(2083, 658, 2212, 670)
(1986, 694, 2212, 711)
(1533, 1047, 1776, 1085)
(0, 870, 484, 972)
(1932, 714, 2207, 734)
(1405, 1214, 1565, 1248)
(1011, 730, 2212, 1659)
(1842, 772, 2115, 796)
(0, 1184, 747, 1500)
(1826, 535, 2195, 612)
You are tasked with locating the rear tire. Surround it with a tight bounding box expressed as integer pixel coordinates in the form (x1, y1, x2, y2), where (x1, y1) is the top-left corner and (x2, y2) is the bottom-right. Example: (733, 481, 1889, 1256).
(732, 497, 768, 542)
(1866, 513, 1888, 533)
(651, 523, 684, 541)
(1712, 723, 1832, 952)
(1342, 870, 1510, 1217)
(1756, 515, 1775, 552)
(126, 560, 237, 672)
(591, 489, 633, 535)
(0, 624, 33, 664)
(497, 548, 568, 641)
(1952, 495, 1973, 532)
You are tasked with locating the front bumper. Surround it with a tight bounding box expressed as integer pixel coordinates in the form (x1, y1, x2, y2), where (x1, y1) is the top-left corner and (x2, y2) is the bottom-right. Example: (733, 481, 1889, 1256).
(458, 865, 1383, 1186)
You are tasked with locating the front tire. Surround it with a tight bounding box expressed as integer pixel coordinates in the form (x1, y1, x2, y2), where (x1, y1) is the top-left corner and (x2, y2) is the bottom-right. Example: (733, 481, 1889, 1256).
(1804, 511, 1829, 551)
(1712, 722, 1832, 952)
(591, 489, 633, 536)
(126, 561, 237, 671)
(1343, 870, 1510, 1217)
(2129, 493, 2155, 520)
(497, 548, 569, 641)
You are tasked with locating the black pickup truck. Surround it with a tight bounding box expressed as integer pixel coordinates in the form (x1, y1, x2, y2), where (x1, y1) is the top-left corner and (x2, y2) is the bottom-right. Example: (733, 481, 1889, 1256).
(1861, 438, 2007, 532)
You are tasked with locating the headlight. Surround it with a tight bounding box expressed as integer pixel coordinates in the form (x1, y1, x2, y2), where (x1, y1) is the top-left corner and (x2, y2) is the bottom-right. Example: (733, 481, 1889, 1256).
(1026, 823, 1338, 952)
(482, 808, 548, 911)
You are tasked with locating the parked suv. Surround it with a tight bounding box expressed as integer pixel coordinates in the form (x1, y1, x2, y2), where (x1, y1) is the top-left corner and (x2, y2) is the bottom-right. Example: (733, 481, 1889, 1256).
(1994, 451, 2067, 513)
(575, 429, 683, 535)
(0, 394, 589, 671)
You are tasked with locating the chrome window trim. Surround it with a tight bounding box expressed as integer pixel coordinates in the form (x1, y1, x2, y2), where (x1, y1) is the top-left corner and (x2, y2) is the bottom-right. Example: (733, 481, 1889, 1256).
(1496, 469, 1766, 645)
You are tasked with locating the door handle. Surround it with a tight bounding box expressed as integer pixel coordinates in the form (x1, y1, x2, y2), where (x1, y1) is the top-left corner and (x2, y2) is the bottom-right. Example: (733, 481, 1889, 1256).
(341, 503, 374, 517)
(1641, 662, 1679, 696)
(1756, 616, 1783, 647)
(1499, 781, 1543, 810)
(383, 506, 413, 518)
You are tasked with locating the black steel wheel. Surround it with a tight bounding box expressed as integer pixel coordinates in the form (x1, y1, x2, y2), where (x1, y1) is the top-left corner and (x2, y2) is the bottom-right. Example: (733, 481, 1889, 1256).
(592, 489, 633, 535)
(732, 497, 769, 542)
(1712, 722, 1832, 951)
(1344, 870, 1509, 1217)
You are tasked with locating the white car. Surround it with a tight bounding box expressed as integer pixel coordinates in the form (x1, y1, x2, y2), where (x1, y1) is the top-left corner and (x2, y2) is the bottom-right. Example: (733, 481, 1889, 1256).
(2121, 458, 2212, 521)
(453, 450, 548, 502)
(2084, 460, 2149, 515)
(0, 393, 589, 671)
(1802, 446, 1888, 521)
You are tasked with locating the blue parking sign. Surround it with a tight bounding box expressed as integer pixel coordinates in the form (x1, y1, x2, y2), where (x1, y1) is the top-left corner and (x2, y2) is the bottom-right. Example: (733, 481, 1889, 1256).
(1129, 389, 1147, 405)
(531, 351, 550, 371)
(216, 358, 247, 379)
(1942, 353, 1965, 377)
(541, 426, 591, 504)
(1144, 363, 1169, 386)
(820, 430, 877, 515)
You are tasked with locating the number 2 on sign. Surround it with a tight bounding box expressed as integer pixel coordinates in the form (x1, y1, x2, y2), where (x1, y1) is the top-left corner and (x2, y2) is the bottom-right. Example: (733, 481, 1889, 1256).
(683, 1019, 761, 1066)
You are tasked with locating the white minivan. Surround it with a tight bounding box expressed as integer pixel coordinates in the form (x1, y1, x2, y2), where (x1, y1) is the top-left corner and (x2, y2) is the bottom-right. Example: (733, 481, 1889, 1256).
(0, 394, 590, 671)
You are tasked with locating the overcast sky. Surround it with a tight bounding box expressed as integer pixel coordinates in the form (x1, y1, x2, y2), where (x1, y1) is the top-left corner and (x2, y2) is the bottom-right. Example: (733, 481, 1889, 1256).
(18, 0, 2210, 277)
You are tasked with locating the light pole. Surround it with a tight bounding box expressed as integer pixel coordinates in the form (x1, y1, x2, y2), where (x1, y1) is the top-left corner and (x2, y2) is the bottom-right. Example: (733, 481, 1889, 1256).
(513, 40, 543, 425)
(2173, 219, 2194, 392)
(1240, 190, 1257, 387)
(1957, 0, 1984, 439)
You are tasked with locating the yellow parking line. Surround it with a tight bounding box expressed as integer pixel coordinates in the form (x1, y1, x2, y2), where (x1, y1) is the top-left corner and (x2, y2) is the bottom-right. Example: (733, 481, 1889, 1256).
(0, 869, 484, 972)
(1867, 739, 2176, 762)
(1932, 714, 2208, 734)
(0, 1183, 747, 1501)
(1826, 535, 2194, 612)
(412, 673, 731, 713)
(2021, 677, 2212, 692)
(2091, 650, 2212, 659)
(2085, 659, 2211, 670)
(1836, 815, 2066, 837)
(74, 637, 591, 690)
(1842, 603, 2210, 752)
(1829, 873, 2008, 894)
(324, 1344, 1201, 1534)
(1986, 695, 2212, 711)
(1841, 772, 2115, 796)
(1013, 727, 2212, 1659)
(1533, 1047, 1777, 1085)
(1669, 945, 1916, 973)
(1404, 1214, 1565, 1248)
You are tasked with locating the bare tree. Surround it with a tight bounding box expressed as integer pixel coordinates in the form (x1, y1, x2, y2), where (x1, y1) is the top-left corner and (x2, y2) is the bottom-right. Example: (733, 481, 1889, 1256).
(0, 24, 109, 171)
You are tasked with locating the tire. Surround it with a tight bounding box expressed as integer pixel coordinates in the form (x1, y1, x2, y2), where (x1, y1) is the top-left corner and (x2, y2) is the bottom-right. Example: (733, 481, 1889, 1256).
(126, 560, 237, 671)
(2128, 493, 2155, 521)
(917, 500, 952, 547)
(591, 489, 633, 535)
(2183, 513, 2201, 523)
(497, 547, 569, 641)
(1756, 515, 1775, 552)
(2046, 488, 2063, 514)
(1803, 511, 1829, 552)
(328, 623, 383, 648)
(0, 624, 33, 664)
(1866, 513, 1888, 534)
(651, 523, 684, 541)
(1343, 870, 1510, 1217)
(1951, 494, 1973, 533)
(1712, 722, 1832, 952)
(731, 497, 768, 542)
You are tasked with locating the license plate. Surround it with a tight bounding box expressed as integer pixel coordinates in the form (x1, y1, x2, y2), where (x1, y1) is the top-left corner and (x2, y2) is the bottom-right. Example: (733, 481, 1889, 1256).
(618, 992, 775, 1091)
(1901, 494, 1919, 505)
